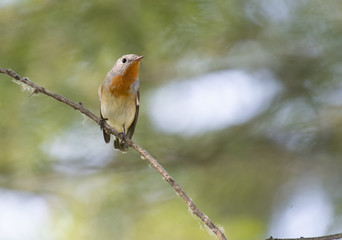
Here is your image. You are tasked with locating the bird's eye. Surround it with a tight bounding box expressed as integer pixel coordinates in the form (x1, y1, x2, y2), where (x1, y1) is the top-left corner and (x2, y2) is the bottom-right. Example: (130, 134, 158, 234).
(122, 58, 127, 63)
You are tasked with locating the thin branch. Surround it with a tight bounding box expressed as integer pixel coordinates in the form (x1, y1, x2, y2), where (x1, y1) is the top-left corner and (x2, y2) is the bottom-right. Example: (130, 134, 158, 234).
(0, 68, 227, 240)
(266, 233, 342, 240)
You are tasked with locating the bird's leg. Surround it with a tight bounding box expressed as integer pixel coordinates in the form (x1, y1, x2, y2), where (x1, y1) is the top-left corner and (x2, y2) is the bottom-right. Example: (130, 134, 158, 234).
(99, 116, 108, 130)
(118, 124, 126, 142)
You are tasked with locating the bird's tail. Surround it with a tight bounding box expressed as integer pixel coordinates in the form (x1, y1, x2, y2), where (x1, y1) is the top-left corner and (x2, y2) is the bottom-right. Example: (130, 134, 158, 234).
(114, 137, 129, 152)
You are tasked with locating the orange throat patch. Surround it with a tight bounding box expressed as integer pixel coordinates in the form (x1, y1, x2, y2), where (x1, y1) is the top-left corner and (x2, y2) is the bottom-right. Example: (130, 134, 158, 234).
(109, 62, 140, 97)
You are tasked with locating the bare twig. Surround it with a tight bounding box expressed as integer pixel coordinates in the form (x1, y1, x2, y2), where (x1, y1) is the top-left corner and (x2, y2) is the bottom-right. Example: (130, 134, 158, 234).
(0, 68, 227, 240)
(266, 233, 342, 240)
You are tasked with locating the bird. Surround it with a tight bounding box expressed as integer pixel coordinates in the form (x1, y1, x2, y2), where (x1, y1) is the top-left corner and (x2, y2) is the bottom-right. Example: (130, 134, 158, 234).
(98, 54, 143, 152)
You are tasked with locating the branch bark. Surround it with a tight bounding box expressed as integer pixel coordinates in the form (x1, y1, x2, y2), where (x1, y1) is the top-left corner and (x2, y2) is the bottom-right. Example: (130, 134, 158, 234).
(0, 68, 227, 240)
(266, 233, 342, 240)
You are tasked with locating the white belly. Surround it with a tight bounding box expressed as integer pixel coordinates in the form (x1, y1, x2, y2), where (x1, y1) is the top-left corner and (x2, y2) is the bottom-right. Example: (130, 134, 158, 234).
(101, 94, 136, 133)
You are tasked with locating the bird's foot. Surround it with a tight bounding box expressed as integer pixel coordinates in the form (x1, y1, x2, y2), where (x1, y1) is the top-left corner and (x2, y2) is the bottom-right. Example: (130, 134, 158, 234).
(99, 117, 108, 130)
(118, 131, 125, 141)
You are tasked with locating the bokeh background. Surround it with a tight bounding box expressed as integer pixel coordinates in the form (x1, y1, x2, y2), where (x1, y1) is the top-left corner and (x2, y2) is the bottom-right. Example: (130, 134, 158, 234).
(1, 1, 342, 240)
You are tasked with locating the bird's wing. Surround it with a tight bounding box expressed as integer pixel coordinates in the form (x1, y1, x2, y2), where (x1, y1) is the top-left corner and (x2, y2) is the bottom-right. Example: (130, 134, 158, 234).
(100, 110, 111, 143)
(126, 89, 140, 139)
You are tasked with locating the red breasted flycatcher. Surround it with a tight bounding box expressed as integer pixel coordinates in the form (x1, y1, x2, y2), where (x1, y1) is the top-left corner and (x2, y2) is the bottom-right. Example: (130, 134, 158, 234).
(98, 54, 143, 152)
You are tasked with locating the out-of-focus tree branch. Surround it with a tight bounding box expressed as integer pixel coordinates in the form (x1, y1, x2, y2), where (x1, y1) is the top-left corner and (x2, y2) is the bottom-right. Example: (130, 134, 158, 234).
(0, 68, 227, 240)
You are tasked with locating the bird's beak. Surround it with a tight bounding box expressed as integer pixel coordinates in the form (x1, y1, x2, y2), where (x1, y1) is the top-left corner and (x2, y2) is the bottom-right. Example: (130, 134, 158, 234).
(135, 55, 144, 61)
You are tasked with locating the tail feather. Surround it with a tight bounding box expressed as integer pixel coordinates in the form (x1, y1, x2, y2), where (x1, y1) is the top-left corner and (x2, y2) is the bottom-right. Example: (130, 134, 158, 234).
(114, 137, 129, 152)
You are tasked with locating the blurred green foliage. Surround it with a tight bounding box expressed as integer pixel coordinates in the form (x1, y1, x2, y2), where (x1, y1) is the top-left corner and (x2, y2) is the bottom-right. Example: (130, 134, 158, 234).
(1, 0, 342, 239)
